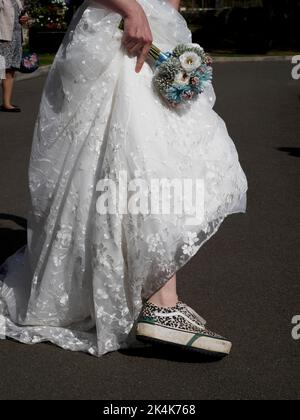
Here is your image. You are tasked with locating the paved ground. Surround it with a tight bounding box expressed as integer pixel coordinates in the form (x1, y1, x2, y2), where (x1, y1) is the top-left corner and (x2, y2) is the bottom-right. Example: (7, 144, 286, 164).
(0, 62, 299, 400)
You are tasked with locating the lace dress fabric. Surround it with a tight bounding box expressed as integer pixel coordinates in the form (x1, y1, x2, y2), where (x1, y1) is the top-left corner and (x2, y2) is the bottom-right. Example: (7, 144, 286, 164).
(0, 0, 248, 356)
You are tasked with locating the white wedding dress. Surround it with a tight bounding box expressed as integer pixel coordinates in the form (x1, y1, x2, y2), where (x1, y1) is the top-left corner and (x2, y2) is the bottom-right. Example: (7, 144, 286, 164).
(0, 0, 248, 356)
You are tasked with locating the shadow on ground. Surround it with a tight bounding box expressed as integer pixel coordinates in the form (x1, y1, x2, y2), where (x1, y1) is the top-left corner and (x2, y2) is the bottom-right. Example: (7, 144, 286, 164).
(277, 147, 300, 158)
(0, 214, 27, 264)
(119, 344, 224, 364)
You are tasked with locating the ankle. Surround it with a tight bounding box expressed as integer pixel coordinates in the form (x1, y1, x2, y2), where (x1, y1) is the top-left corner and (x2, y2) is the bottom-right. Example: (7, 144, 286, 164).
(147, 295, 179, 308)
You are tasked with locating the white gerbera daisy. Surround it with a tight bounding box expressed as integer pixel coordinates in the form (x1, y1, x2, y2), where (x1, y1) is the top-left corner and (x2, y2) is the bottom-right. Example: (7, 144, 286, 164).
(179, 52, 201, 73)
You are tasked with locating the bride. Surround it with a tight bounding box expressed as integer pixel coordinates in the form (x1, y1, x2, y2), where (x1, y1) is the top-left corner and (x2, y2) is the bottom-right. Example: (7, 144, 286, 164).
(0, 0, 248, 357)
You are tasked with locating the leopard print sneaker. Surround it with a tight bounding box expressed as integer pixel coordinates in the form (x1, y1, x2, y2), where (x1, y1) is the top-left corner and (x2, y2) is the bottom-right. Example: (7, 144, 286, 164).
(136, 301, 232, 357)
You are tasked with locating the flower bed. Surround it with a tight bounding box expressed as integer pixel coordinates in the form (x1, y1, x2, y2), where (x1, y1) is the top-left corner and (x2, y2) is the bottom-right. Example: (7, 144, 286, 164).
(25, 0, 69, 30)
(25, 0, 69, 53)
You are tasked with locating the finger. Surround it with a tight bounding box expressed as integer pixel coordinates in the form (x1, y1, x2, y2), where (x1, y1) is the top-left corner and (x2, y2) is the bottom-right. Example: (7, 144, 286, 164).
(122, 30, 138, 46)
(123, 39, 138, 51)
(127, 42, 143, 56)
(135, 44, 151, 73)
(122, 36, 140, 55)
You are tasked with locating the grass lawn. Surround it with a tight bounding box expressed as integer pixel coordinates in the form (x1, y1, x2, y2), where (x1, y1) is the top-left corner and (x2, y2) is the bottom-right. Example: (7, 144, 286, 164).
(38, 53, 56, 66)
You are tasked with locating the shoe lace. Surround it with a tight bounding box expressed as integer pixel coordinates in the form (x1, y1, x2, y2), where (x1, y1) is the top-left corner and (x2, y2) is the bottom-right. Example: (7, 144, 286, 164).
(180, 303, 207, 328)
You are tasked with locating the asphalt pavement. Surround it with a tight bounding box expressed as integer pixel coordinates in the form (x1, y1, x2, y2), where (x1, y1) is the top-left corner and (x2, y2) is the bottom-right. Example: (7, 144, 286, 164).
(0, 61, 299, 400)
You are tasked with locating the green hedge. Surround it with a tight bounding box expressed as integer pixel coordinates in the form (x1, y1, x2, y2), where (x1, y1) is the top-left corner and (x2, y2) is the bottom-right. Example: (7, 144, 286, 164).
(186, 6, 300, 52)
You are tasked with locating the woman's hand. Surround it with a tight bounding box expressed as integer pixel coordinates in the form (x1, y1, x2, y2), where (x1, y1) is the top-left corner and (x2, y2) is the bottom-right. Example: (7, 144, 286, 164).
(96, 0, 153, 73)
(19, 14, 29, 26)
(122, 3, 153, 73)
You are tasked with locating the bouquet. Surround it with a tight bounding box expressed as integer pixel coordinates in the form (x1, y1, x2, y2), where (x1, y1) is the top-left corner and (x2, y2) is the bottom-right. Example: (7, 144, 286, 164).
(19, 51, 39, 74)
(119, 21, 213, 107)
(151, 44, 213, 107)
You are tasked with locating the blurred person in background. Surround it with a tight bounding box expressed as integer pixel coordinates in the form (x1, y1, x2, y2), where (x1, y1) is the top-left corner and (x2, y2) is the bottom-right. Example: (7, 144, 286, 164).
(0, 0, 29, 112)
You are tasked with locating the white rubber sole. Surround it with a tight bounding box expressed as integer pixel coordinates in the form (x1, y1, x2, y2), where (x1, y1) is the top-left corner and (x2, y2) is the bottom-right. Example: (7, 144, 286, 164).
(137, 322, 232, 356)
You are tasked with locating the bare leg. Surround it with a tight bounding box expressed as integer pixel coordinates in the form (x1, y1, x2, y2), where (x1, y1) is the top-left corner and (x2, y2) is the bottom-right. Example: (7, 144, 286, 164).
(148, 275, 179, 307)
(1, 69, 16, 109)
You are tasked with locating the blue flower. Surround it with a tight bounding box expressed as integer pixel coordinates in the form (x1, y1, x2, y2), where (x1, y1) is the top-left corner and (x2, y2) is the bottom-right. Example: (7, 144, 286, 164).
(190, 66, 213, 94)
(165, 84, 191, 104)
